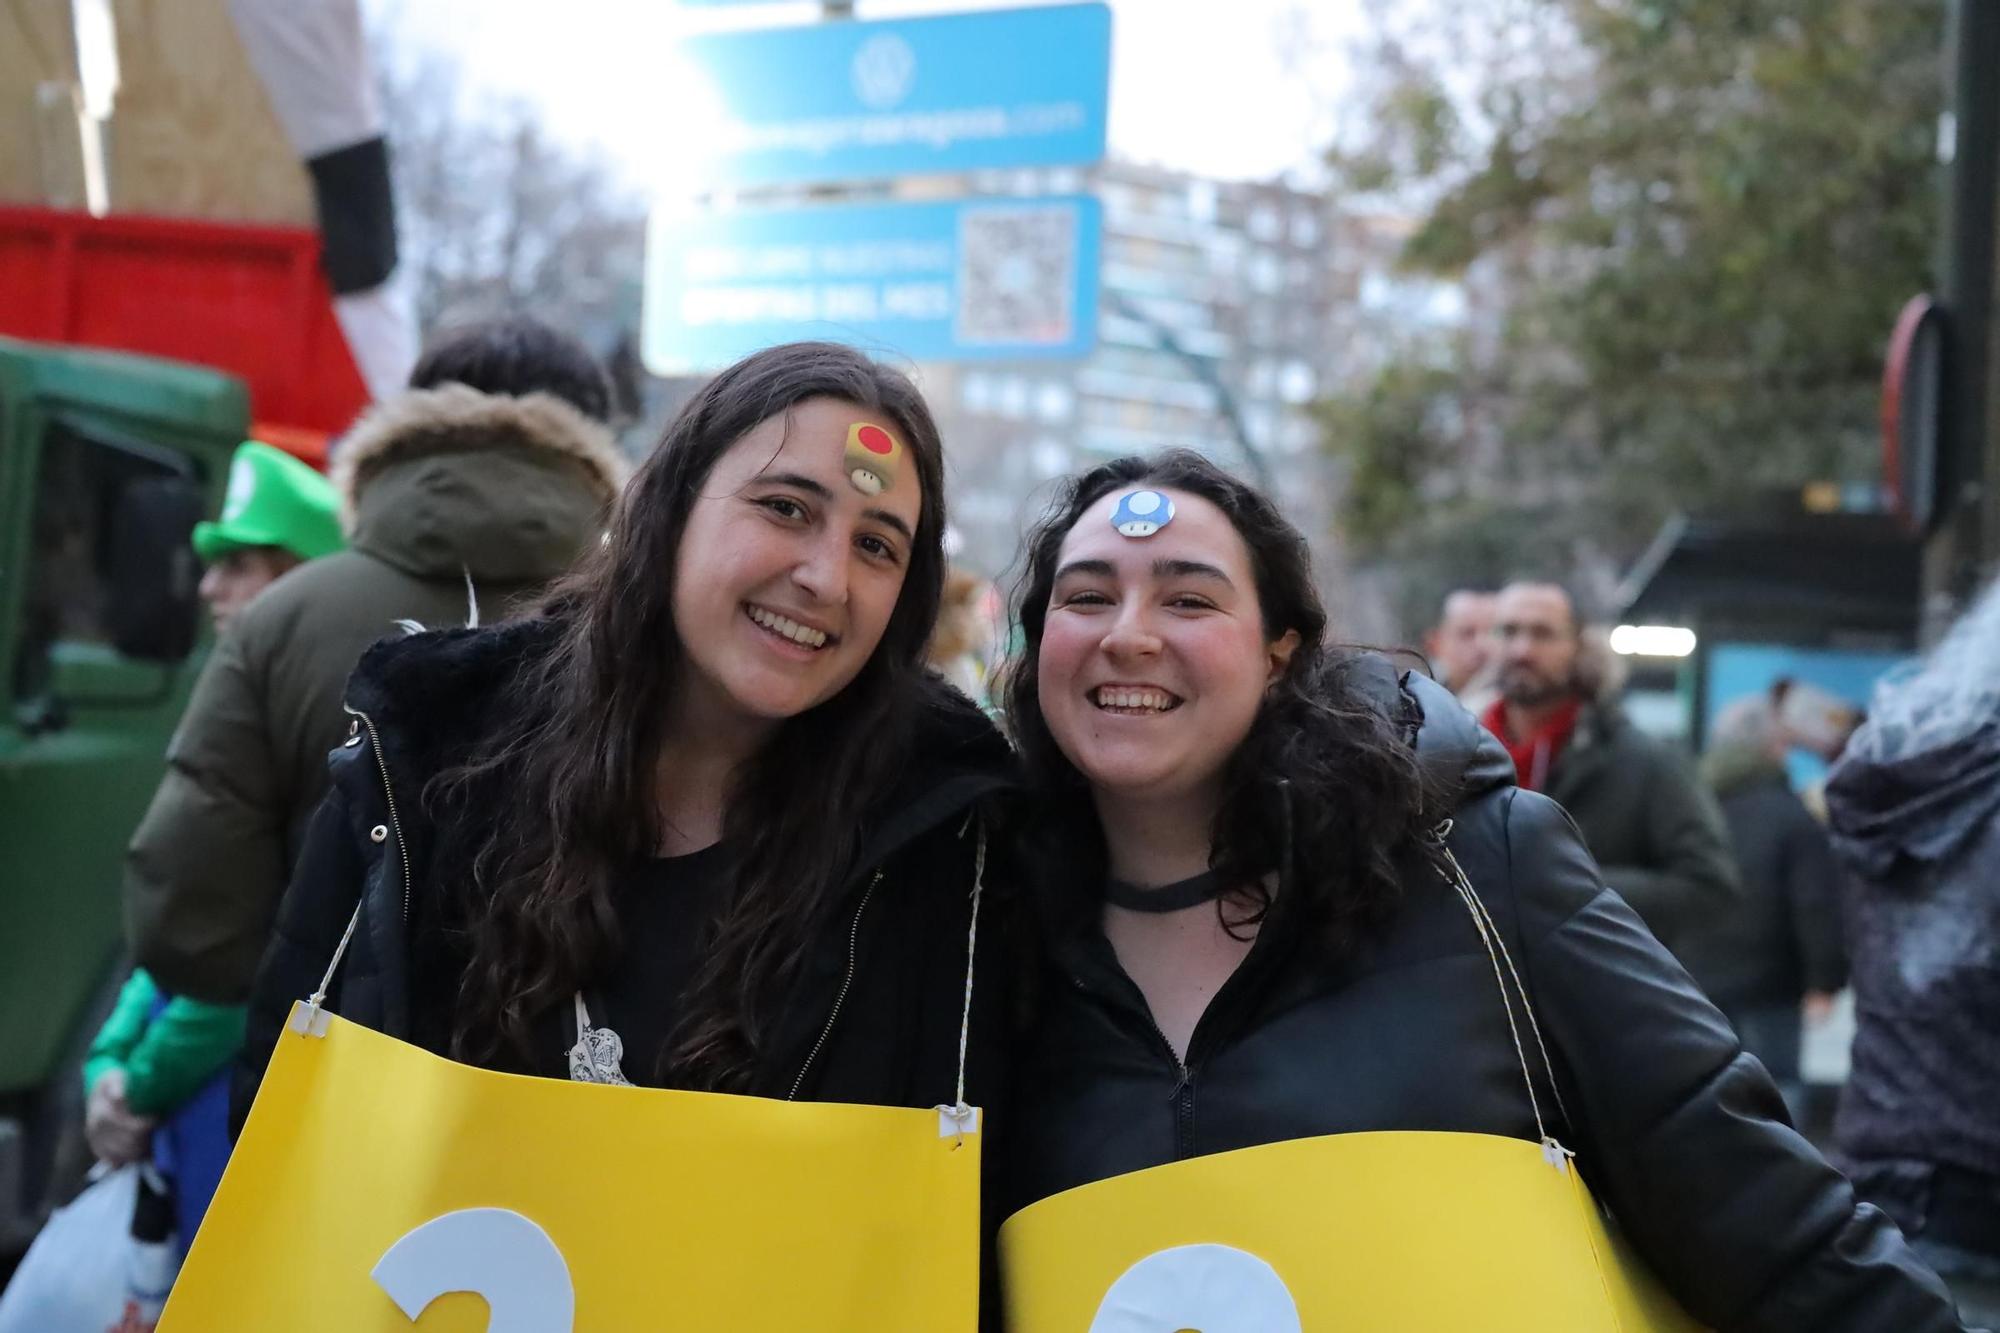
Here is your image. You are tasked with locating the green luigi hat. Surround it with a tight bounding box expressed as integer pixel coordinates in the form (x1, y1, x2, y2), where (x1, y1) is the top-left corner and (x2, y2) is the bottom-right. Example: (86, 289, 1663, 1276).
(192, 440, 345, 564)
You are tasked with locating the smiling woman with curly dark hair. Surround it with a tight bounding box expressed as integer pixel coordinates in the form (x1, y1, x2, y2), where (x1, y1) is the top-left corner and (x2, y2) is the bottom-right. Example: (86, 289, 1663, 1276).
(995, 449, 1970, 1332)
(1001, 449, 1443, 958)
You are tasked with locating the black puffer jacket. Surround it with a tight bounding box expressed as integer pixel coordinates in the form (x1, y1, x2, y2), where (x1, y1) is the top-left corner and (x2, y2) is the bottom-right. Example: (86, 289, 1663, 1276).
(236, 615, 1017, 1126)
(1007, 661, 1966, 1332)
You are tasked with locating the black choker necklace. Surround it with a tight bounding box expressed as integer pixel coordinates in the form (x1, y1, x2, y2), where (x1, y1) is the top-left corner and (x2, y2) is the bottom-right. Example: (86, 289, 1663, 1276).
(1104, 869, 1229, 913)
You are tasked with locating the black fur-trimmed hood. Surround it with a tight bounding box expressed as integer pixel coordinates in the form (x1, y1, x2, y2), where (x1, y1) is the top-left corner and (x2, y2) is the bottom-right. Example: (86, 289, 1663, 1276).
(343, 615, 555, 782)
(341, 616, 1017, 871)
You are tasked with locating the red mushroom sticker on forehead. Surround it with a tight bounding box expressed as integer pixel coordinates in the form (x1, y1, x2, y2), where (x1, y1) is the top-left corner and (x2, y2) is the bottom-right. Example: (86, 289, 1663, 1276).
(844, 421, 904, 496)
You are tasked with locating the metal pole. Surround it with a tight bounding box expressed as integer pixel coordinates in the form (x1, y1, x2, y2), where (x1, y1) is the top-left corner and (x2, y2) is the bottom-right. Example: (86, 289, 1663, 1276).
(809, 0, 856, 203)
(1103, 290, 1273, 486)
(1927, 0, 2000, 634)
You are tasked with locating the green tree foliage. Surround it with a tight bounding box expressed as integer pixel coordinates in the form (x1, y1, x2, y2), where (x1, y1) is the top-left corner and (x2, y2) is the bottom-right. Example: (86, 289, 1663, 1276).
(1319, 1, 1946, 596)
(1313, 358, 1461, 551)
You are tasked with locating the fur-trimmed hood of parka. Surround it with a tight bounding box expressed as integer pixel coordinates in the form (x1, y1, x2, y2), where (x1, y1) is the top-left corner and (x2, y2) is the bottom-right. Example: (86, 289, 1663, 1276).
(331, 384, 629, 585)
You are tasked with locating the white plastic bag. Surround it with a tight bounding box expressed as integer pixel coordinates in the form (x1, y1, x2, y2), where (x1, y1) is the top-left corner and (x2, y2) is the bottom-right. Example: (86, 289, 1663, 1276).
(0, 1164, 178, 1333)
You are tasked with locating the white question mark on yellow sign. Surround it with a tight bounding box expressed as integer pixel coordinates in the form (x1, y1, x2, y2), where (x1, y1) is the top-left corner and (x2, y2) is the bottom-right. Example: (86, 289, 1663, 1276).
(373, 1208, 575, 1332)
(1088, 1243, 1302, 1333)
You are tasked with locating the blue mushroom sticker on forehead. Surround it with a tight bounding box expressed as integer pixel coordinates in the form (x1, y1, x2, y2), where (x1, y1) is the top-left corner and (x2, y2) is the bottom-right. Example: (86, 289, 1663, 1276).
(1111, 489, 1175, 538)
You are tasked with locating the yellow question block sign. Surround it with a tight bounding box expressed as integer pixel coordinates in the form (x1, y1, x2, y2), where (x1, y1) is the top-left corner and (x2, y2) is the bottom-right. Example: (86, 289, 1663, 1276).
(1001, 1131, 1708, 1332)
(163, 1007, 980, 1330)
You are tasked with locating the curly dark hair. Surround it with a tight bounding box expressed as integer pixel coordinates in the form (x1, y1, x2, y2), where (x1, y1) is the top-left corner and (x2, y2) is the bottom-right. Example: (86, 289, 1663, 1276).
(999, 449, 1442, 950)
(431, 341, 948, 1089)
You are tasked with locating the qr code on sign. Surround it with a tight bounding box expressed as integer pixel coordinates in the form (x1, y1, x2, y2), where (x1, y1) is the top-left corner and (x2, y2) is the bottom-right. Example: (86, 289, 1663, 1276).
(956, 203, 1077, 346)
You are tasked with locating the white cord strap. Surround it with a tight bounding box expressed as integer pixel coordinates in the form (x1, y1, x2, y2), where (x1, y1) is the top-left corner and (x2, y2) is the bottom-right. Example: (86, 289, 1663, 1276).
(1447, 842, 1573, 1127)
(1432, 824, 1575, 1171)
(292, 900, 363, 1038)
(938, 823, 986, 1143)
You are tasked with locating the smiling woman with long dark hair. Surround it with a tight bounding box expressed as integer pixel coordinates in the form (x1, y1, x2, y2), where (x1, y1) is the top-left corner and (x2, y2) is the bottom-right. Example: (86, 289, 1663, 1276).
(236, 341, 1011, 1116)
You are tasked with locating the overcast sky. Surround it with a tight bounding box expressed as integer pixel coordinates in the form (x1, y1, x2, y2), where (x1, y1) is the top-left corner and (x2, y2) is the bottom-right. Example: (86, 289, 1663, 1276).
(363, 0, 1361, 189)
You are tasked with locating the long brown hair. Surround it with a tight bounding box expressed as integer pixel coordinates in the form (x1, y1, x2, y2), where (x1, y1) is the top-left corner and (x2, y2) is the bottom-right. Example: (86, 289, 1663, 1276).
(432, 342, 948, 1089)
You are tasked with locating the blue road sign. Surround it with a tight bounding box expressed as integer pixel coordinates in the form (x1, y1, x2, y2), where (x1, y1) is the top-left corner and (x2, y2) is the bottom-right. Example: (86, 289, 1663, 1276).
(643, 194, 1102, 372)
(679, 4, 1112, 187)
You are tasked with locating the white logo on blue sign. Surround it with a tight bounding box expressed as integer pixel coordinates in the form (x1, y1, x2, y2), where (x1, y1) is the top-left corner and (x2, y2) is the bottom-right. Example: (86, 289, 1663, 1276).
(852, 33, 916, 111)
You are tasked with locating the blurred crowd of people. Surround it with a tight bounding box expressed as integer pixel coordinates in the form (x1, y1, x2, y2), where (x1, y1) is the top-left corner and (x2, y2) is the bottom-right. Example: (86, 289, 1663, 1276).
(1423, 579, 2000, 1320)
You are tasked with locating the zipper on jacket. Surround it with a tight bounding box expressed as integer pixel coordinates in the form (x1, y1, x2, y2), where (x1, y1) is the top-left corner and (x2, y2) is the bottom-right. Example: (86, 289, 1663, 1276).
(1077, 786, 1297, 1164)
(1073, 970, 1199, 1159)
(1146, 1008, 1197, 1160)
(344, 705, 414, 923)
(787, 871, 882, 1101)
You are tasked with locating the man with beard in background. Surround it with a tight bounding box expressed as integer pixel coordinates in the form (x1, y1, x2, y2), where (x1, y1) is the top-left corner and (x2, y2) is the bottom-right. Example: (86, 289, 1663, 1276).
(1481, 581, 1739, 956)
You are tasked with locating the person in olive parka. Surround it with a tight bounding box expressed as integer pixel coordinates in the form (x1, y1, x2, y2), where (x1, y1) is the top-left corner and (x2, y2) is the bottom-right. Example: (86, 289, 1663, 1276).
(124, 317, 627, 1007)
(1480, 580, 1740, 957)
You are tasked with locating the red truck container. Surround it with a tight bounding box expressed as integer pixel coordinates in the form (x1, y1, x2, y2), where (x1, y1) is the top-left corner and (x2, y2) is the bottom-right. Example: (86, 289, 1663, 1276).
(0, 206, 369, 463)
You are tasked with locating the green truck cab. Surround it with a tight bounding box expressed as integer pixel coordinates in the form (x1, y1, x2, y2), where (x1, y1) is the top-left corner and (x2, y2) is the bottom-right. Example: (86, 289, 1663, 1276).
(0, 336, 243, 1248)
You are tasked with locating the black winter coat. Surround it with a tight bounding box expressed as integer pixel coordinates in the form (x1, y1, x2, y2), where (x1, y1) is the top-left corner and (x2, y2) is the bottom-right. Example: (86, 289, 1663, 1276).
(1007, 663, 1966, 1333)
(1678, 749, 1847, 1010)
(1540, 699, 1740, 954)
(236, 616, 1017, 1128)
